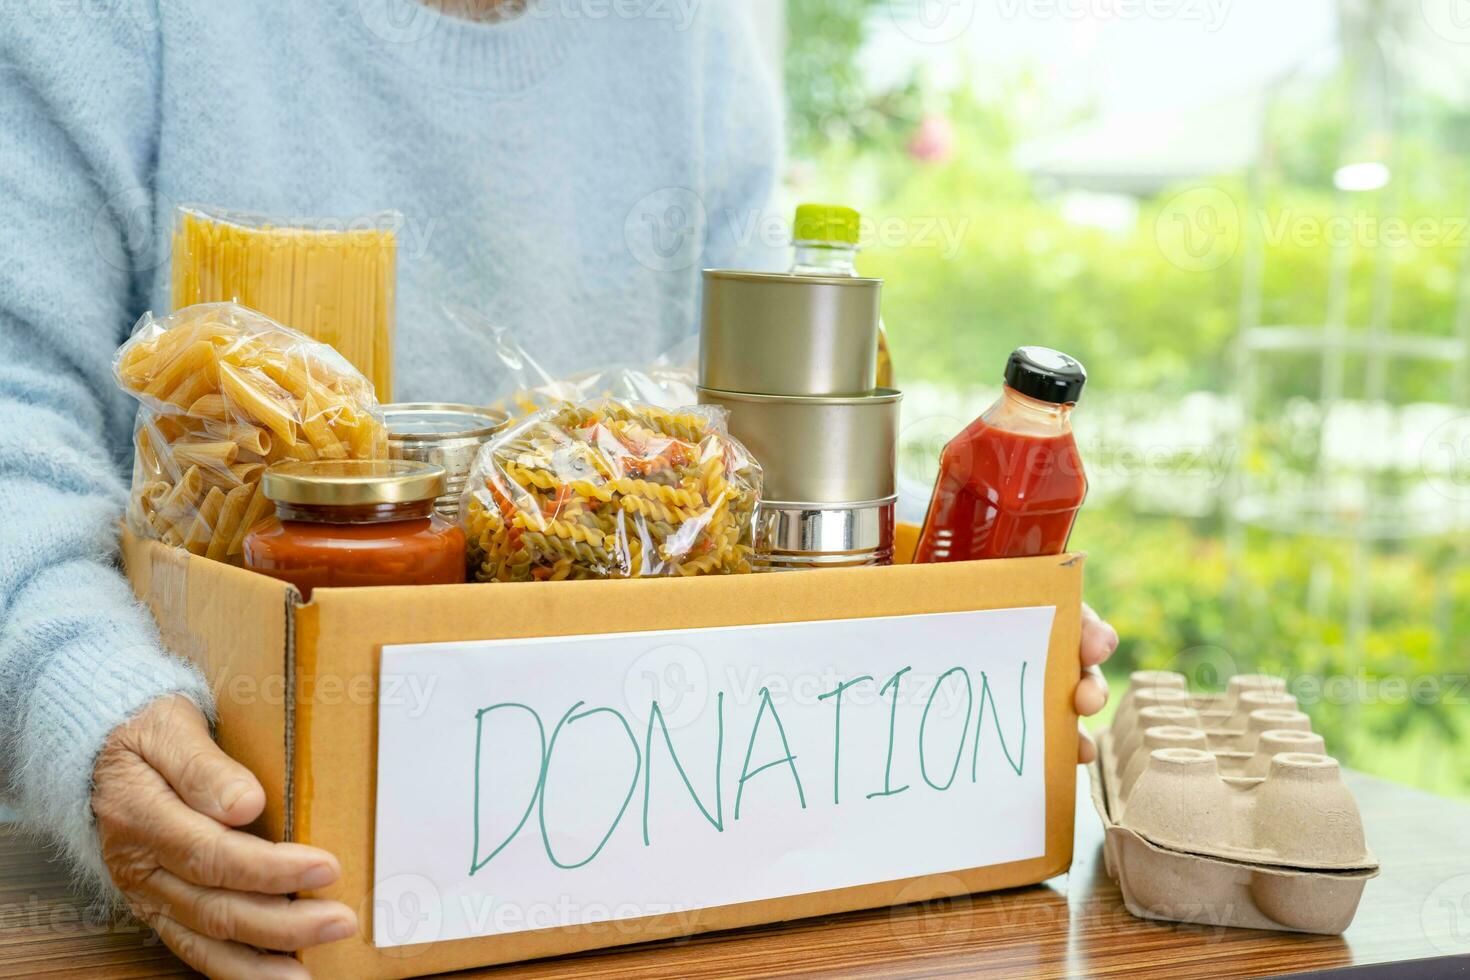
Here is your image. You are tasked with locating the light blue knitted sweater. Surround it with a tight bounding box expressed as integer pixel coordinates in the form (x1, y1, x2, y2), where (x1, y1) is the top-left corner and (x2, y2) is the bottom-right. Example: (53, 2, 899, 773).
(0, 0, 779, 897)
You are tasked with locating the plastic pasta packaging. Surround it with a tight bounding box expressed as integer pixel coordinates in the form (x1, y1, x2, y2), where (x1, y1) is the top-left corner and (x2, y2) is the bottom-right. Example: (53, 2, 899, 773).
(171, 205, 398, 400)
(442, 304, 698, 417)
(462, 399, 761, 581)
(114, 302, 388, 562)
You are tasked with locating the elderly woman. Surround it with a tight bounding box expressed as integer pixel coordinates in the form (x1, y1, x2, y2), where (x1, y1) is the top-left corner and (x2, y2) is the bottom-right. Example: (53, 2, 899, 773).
(0, 1, 1118, 977)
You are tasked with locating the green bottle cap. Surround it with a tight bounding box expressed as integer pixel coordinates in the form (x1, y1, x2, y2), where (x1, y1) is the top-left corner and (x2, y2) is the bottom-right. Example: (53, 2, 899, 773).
(794, 203, 860, 246)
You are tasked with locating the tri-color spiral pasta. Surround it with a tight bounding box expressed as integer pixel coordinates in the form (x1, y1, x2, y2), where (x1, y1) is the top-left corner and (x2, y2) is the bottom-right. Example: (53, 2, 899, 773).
(462, 400, 761, 581)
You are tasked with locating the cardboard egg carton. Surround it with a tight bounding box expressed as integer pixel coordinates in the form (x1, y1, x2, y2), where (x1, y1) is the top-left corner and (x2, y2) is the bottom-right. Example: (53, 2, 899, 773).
(1088, 670, 1380, 935)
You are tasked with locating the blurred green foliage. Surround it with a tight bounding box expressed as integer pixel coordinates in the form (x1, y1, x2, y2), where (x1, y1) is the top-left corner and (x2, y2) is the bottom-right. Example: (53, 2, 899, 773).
(1075, 503, 1470, 799)
(797, 87, 1469, 400)
(787, 9, 1470, 798)
(785, 0, 920, 155)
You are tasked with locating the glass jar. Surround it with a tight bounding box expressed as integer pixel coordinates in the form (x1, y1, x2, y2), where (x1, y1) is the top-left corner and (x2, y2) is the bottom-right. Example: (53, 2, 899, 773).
(244, 459, 466, 599)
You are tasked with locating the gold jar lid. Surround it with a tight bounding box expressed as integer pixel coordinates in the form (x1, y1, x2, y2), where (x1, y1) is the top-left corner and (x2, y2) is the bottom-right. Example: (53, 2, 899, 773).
(261, 460, 446, 507)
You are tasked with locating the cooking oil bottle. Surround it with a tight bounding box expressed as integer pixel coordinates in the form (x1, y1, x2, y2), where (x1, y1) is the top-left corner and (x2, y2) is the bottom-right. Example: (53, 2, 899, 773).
(790, 203, 893, 388)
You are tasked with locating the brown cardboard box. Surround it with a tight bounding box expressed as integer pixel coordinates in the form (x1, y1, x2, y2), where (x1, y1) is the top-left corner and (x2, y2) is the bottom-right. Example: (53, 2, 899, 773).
(121, 525, 1083, 979)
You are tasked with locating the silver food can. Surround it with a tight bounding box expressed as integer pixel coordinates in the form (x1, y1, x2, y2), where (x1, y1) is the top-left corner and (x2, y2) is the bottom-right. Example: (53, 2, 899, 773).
(699, 269, 882, 396)
(754, 498, 897, 570)
(698, 386, 900, 505)
(383, 403, 507, 520)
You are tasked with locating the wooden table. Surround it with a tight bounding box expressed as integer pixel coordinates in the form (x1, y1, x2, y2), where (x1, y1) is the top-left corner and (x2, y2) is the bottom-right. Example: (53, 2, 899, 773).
(3, 769, 1467, 979)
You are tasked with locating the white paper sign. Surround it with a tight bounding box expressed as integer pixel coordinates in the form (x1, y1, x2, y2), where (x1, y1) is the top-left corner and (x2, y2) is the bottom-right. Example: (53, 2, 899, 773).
(373, 606, 1054, 948)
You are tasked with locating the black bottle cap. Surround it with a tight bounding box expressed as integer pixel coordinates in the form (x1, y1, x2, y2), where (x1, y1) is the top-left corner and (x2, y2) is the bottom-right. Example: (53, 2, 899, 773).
(1004, 346, 1087, 404)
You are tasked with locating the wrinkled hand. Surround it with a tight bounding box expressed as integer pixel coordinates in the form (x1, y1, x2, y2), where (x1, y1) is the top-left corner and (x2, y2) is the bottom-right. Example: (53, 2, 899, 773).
(1074, 603, 1119, 764)
(93, 695, 356, 980)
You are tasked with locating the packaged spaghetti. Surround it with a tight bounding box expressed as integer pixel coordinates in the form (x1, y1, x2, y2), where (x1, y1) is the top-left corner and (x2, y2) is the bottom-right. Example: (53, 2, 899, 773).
(171, 205, 398, 400)
(114, 302, 387, 562)
(462, 399, 761, 581)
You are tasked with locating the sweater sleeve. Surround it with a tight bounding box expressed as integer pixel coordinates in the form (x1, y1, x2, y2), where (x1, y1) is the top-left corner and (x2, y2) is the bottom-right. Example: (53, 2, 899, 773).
(0, 3, 212, 901)
(697, 5, 786, 275)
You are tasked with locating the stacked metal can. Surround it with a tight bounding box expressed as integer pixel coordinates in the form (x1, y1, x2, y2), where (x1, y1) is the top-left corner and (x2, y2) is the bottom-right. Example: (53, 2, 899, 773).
(383, 403, 507, 521)
(698, 269, 900, 569)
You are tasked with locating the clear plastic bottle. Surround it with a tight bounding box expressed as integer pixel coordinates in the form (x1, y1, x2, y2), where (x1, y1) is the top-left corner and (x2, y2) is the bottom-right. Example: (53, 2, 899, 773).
(790, 203, 893, 388)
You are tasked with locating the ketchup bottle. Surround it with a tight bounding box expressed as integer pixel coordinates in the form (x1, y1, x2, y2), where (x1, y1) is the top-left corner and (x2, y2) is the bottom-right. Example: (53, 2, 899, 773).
(914, 347, 1087, 562)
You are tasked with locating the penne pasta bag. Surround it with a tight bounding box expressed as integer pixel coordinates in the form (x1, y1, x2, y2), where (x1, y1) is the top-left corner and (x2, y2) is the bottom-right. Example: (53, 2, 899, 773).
(460, 398, 762, 582)
(114, 302, 388, 563)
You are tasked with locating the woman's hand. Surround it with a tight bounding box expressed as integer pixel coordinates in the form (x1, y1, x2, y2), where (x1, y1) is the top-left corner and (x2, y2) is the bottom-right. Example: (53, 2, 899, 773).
(93, 695, 357, 980)
(1074, 603, 1119, 764)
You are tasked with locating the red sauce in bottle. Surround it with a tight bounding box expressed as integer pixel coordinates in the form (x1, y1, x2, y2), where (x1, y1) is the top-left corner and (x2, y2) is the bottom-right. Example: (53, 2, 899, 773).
(915, 347, 1087, 562)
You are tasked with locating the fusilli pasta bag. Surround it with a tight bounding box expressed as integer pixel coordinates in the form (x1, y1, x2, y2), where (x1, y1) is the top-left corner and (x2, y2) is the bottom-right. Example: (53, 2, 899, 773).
(461, 399, 762, 581)
(113, 302, 388, 563)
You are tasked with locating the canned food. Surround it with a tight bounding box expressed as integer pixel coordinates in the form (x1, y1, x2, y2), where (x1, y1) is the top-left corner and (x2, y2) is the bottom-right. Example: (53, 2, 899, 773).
(754, 498, 896, 571)
(383, 403, 507, 519)
(698, 387, 900, 505)
(699, 270, 881, 396)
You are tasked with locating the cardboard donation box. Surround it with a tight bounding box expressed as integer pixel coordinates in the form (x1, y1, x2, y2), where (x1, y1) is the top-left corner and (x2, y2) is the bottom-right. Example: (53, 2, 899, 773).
(122, 525, 1083, 979)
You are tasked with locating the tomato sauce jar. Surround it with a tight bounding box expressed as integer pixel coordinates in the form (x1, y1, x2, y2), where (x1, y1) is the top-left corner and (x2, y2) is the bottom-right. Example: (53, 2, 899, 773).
(244, 459, 466, 598)
(915, 347, 1088, 562)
